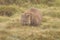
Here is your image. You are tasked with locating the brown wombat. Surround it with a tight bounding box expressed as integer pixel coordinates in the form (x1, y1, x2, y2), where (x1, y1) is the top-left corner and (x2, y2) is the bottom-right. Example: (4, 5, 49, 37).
(21, 8, 42, 26)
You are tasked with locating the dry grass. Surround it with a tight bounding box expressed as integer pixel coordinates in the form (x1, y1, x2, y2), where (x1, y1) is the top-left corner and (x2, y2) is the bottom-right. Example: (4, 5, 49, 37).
(0, 6, 60, 40)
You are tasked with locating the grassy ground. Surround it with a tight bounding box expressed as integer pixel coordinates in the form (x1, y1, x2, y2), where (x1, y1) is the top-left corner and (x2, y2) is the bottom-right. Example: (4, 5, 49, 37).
(0, 4, 60, 40)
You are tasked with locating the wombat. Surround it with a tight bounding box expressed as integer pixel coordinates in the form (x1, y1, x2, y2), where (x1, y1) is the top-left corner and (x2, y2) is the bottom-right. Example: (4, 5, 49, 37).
(21, 8, 42, 26)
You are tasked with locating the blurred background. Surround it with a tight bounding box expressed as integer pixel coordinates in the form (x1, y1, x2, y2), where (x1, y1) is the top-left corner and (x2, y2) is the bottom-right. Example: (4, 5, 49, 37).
(0, 0, 60, 40)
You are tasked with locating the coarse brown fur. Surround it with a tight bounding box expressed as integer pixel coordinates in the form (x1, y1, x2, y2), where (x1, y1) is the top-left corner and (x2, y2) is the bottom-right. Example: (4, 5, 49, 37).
(21, 8, 42, 26)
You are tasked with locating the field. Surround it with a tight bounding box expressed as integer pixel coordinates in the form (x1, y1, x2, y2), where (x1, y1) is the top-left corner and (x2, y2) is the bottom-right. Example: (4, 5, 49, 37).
(0, 0, 60, 40)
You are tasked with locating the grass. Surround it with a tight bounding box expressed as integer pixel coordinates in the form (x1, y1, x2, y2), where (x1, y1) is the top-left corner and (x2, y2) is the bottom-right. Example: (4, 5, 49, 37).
(0, 5, 20, 17)
(0, 4, 60, 40)
(42, 7, 60, 18)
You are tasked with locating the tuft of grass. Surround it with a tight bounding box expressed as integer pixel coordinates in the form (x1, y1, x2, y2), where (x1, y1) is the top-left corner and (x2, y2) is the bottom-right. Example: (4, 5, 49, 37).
(42, 7, 60, 18)
(6, 18, 21, 29)
(0, 6, 18, 17)
(41, 16, 60, 29)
